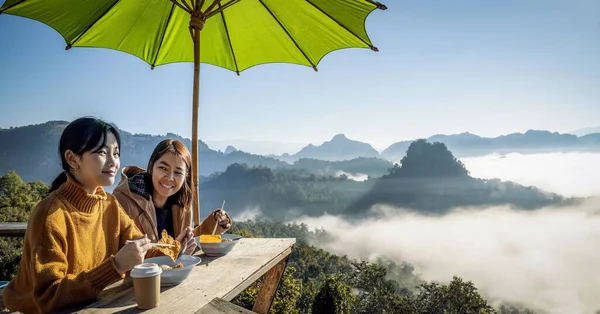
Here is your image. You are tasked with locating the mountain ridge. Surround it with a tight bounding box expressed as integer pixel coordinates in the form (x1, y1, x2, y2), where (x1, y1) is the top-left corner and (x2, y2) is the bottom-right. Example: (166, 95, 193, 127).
(0, 121, 395, 184)
(2, 121, 600, 175)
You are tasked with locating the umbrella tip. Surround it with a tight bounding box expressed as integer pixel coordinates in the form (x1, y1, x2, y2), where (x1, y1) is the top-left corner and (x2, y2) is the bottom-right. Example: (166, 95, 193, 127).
(65, 44, 72, 50)
(376, 2, 387, 10)
(151, 65, 155, 70)
(236, 71, 240, 76)
(370, 46, 379, 52)
(313, 66, 318, 72)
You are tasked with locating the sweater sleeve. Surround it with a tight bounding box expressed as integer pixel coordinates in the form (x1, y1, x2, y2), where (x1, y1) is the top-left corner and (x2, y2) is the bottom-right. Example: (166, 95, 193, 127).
(193, 209, 232, 236)
(31, 246, 123, 313)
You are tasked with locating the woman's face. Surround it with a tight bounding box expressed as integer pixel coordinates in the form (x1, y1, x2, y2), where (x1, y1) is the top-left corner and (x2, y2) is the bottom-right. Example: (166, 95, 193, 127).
(151, 152, 187, 200)
(69, 132, 120, 192)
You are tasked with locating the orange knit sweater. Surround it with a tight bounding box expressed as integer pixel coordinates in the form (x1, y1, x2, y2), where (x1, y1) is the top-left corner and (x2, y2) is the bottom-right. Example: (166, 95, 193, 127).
(2, 175, 148, 313)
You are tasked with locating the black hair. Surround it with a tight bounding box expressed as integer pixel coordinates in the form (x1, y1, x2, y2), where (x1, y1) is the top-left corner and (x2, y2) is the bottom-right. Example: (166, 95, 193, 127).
(48, 117, 121, 193)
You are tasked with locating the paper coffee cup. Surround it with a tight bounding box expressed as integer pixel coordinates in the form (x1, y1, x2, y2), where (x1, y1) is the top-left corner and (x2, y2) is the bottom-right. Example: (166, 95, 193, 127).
(130, 263, 162, 309)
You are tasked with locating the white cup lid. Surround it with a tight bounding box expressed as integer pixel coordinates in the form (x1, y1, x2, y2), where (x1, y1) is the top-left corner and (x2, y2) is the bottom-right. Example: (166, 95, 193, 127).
(130, 263, 162, 278)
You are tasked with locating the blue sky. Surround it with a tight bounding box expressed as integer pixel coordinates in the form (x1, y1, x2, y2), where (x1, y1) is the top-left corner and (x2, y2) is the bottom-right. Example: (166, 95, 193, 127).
(1, 0, 599, 152)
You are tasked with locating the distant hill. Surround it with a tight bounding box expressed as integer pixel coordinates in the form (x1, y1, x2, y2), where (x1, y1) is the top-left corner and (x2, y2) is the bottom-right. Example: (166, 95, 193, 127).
(0, 121, 289, 184)
(570, 126, 600, 137)
(381, 130, 600, 161)
(0, 121, 393, 184)
(224, 145, 238, 154)
(281, 134, 380, 162)
(351, 139, 566, 215)
(266, 130, 600, 163)
(200, 140, 568, 220)
(4, 120, 599, 186)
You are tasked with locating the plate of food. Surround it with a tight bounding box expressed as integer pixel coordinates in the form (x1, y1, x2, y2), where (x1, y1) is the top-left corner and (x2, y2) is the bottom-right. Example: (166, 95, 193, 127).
(142, 230, 201, 286)
(194, 233, 242, 257)
(143, 255, 201, 286)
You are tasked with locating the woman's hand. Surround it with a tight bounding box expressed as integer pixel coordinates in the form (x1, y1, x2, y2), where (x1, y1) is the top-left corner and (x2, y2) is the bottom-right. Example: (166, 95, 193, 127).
(215, 210, 231, 229)
(176, 227, 197, 255)
(114, 235, 153, 273)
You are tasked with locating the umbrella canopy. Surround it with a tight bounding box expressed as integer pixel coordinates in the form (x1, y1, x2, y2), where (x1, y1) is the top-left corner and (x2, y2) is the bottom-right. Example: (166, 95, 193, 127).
(1, 0, 386, 226)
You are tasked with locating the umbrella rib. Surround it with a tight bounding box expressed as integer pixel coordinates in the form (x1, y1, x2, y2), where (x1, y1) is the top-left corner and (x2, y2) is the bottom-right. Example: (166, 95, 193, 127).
(206, 0, 239, 19)
(257, 0, 317, 71)
(364, 0, 388, 10)
(218, 3, 240, 75)
(67, 0, 122, 49)
(170, 0, 192, 14)
(306, 0, 379, 51)
(151, 3, 176, 69)
(0, 0, 26, 13)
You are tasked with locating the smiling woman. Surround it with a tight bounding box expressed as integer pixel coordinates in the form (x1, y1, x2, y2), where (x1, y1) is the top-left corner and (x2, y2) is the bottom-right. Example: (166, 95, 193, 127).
(113, 139, 232, 256)
(1, 117, 166, 313)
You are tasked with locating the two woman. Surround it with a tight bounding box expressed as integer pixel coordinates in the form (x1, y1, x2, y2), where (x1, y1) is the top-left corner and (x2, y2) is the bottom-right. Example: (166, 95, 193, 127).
(2, 118, 162, 313)
(113, 139, 232, 255)
(2, 119, 230, 313)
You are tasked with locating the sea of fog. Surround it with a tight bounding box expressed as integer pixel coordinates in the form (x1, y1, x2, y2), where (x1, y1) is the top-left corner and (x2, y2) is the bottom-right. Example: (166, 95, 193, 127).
(291, 152, 600, 314)
(461, 152, 600, 198)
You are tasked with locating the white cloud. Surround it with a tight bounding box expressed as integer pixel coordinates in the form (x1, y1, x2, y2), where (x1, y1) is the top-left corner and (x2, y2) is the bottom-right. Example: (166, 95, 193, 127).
(335, 170, 369, 182)
(461, 152, 600, 198)
(231, 206, 262, 221)
(295, 199, 600, 314)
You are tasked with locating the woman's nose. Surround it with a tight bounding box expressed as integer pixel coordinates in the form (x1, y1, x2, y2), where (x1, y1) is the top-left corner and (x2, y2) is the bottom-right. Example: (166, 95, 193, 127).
(108, 154, 118, 167)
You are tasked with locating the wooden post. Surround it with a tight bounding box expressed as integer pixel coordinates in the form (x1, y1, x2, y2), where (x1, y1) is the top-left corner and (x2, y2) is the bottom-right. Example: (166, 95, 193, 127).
(191, 5, 202, 227)
(252, 256, 289, 314)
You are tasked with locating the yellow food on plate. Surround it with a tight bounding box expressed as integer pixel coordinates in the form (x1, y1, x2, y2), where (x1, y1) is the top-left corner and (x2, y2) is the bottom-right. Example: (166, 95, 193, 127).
(199, 235, 221, 243)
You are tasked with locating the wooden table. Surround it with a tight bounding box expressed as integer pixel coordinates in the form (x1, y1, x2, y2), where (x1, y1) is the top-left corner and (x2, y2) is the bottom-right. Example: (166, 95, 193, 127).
(0, 223, 27, 237)
(74, 238, 296, 314)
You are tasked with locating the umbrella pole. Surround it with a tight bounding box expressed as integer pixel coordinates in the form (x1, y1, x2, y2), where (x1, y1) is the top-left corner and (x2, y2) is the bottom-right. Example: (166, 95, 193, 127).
(191, 19, 201, 227)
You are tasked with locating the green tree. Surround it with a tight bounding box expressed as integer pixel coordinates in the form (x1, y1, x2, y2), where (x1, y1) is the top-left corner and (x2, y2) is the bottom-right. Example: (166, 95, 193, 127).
(0, 171, 48, 222)
(269, 267, 303, 314)
(312, 275, 355, 314)
(411, 276, 496, 314)
(0, 171, 49, 280)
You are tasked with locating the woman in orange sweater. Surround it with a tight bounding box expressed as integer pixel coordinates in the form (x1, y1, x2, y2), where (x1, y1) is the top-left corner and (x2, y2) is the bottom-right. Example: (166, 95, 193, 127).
(2, 118, 159, 314)
(113, 139, 232, 256)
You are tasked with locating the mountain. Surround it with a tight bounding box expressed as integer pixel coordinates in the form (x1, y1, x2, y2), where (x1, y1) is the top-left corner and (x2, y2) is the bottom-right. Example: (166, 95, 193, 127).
(205, 139, 306, 156)
(382, 130, 600, 161)
(350, 139, 567, 215)
(199, 140, 568, 220)
(224, 145, 238, 154)
(0, 121, 289, 185)
(570, 126, 600, 136)
(0, 121, 393, 185)
(286, 134, 380, 162)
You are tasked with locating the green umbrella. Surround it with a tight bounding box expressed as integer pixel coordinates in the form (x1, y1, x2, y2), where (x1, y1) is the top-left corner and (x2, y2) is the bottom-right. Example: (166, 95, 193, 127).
(1, 0, 387, 226)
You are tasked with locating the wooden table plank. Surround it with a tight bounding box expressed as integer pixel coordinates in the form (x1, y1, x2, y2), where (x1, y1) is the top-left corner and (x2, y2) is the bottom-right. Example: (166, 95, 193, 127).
(0, 222, 27, 237)
(196, 298, 255, 314)
(74, 238, 296, 313)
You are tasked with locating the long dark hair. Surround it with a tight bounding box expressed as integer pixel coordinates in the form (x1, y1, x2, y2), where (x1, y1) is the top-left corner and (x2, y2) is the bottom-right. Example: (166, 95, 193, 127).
(48, 117, 121, 193)
(146, 139, 195, 211)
